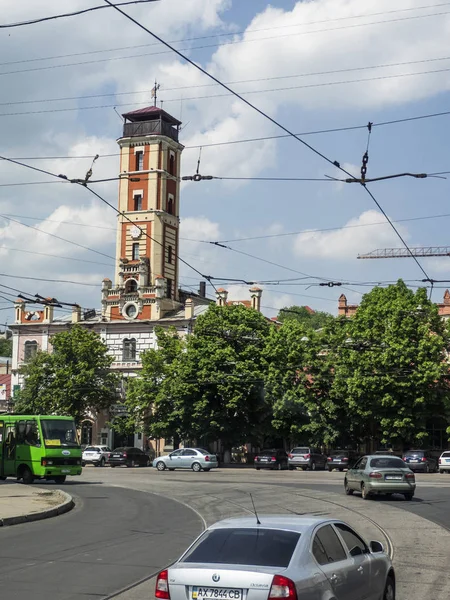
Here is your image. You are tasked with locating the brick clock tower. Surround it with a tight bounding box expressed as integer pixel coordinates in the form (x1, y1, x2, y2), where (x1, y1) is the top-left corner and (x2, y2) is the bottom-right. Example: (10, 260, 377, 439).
(101, 106, 183, 321)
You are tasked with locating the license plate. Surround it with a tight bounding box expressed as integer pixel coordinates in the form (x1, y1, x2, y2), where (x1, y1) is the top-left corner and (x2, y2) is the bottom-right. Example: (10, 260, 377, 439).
(112, 455, 121, 458)
(445, 459, 450, 463)
(410, 459, 419, 463)
(192, 588, 242, 600)
(385, 475, 402, 480)
(61, 469, 70, 473)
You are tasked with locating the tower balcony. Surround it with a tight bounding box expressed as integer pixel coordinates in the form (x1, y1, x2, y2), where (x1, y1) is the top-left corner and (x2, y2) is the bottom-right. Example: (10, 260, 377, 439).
(122, 119, 179, 143)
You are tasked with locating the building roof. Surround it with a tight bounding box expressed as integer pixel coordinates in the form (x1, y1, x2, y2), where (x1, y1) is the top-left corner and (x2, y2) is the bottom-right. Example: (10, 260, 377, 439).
(122, 106, 181, 126)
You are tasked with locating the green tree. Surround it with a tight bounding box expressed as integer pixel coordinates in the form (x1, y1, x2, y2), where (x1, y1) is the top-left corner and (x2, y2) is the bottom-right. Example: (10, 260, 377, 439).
(332, 281, 450, 449)
(277, 305, 333, 330)
(0, 337, 12, 357)
(15, 325, 118, 424)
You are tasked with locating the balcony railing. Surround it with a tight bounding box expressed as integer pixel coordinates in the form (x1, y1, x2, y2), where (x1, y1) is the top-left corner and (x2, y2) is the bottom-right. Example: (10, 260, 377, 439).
(123, 120, 179, 142)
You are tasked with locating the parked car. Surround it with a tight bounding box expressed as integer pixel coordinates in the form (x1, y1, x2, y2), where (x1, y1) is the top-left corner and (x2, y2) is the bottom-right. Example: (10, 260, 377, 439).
(108, 447, 151, 468)
(82, 445, 111, 467)
(155, 515, 395, 600)
(288, 446, 327, 471)
(254, 449, 288, 470)
(327, 450, 360, 471)
(344, 454, 416, 500)
(153, 448, 218, 472)
(439, 450, 450, 473)
(402, 449, 438, 473)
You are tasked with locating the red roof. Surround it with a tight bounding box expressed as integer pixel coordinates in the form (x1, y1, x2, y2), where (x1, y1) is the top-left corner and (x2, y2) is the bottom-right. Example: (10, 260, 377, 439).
(122, 106, 181, 126)
(305, 306, 315, 314)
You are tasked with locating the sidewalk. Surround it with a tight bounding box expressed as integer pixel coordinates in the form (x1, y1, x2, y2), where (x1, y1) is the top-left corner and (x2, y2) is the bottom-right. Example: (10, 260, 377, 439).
(0, 480, 74, 526)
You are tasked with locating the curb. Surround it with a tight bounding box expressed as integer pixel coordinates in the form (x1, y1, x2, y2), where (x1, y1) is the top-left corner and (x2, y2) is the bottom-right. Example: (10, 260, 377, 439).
(0, 490, 74, 527)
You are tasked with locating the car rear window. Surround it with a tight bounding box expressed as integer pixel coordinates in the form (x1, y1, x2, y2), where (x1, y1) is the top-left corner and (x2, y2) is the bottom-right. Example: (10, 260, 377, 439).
(405, 451, 424, 457)
(291, 448, 309, 454)
(370, 457, 406, 469)
(441, 452, 450, 458)
(182, 528, 300, 567)
(195, 449, 208, 455)
(113, 448, 124, 452)
(260, 450, 276, 456)
(331, 451, 348, 456)
(84, 447, 99, 452)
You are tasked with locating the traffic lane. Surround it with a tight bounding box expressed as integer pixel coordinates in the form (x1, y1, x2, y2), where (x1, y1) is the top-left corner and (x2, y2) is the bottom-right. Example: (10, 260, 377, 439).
(0, 482, 203, 600)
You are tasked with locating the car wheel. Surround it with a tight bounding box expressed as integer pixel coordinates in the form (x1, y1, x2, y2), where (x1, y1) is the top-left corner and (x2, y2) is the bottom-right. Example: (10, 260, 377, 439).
(328, 467, 333, 472)
(425, 464, 430, 473)
(344, 479, 353, 495)
(256, 467, 260, 471)
(20, 466, 34, 485)
(156, 461, 166, 471)
(100, 458, 105, 467)
(361, 483, 370, 499)
(81, 462, 86, 467)
(192, 462, 202, 472)
(277, 463, 282, 471)
(53, 476, 66, 484)
(110, 465, 115, 468)
(383, 575, 395, 600)
(339, 468, 343, 472)
(404, 493, 414, 501)
(310, 462, 316, 471)
(127, 460, 136, 468)
(288, 466, 295, 471)
(0, 476, 6, 481)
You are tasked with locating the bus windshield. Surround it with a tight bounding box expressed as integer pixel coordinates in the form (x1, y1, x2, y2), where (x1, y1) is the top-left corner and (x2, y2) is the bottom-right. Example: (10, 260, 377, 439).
(41, 419, 79, 448)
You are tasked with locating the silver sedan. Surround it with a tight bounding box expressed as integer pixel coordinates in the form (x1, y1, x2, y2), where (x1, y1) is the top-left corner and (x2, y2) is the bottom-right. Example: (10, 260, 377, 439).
(153, 448, 218, 472)
(344, 455, 416, 500)
(154, 515, 395, 600)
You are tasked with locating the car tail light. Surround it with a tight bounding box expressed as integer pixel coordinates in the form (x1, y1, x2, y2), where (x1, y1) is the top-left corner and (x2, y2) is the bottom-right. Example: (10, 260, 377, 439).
(269, 575, 297, 600)
(288, 454, 293, 459)
(369, 472, 382, 479)
(304, 454, 310, 459)
(421, 457, 427, 462)
(327, 457, 332, 461)
(123, 453, 127, 458)
(439, 458, 442, 464)
(403, 456, 407, 461)
(155, 570, 170, 600)
(405, 472, 415, 480)
(343, 457, 349, 461)
(205, 455, 210, 462)
(272, 456, 277, 461)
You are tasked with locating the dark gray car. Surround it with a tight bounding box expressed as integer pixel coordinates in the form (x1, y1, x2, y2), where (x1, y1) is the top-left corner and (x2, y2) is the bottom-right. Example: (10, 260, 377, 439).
(155, 515, 395, 600)
(288, 447, 327, 471)
(402, 449, 438, 473)
(327, 450, 360, 472)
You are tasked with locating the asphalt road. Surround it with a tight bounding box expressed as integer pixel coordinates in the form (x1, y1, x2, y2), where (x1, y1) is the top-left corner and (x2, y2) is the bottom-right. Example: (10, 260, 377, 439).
(0, 481, 203, 600)
(0, 468, 449, 600)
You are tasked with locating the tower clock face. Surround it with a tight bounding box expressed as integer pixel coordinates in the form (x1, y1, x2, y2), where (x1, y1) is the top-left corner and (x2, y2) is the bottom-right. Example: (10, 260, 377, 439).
(130, 225, 141, 239)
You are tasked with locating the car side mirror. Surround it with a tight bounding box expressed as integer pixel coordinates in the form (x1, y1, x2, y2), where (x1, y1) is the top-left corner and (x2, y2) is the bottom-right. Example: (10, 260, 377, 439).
(349, 546, 363, 557)
(370, 541, 384, 553)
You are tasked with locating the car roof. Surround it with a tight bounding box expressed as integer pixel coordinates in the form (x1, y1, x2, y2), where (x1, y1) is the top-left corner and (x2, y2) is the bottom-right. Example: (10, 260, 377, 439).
(208, 515, 337, 534)
(364, 454, 401, 459)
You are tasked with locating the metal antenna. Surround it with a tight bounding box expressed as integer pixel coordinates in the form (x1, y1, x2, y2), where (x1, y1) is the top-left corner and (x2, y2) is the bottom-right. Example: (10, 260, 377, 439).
(249, 493, 261, 525)
(196, 147, 202, 176)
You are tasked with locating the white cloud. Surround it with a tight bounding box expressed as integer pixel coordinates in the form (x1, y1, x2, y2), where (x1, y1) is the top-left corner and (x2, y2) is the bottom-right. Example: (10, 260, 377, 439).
(293, 210, 408, 259)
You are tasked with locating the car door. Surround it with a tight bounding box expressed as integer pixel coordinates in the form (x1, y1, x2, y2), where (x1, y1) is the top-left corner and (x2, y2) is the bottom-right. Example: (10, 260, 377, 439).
(311, 524, 352, 600)
(352, 456, 368, 488)
(167, 449, 184, 468)
(181, 448, 197, 468)
(346, 457, 362, 486)
(334, 523, 372, 600)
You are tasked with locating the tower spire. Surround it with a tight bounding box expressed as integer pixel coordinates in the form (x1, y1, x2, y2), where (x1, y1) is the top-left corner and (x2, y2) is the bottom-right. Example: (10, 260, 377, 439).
(151, 79, 160, 107)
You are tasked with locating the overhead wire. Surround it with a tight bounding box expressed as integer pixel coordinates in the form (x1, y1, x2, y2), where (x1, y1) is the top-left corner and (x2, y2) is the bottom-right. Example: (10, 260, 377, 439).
(104, 0, 432, 283)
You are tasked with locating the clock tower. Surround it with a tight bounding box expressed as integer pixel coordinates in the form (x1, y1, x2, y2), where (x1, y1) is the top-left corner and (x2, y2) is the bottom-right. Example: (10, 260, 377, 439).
(101, 105, 184, 321)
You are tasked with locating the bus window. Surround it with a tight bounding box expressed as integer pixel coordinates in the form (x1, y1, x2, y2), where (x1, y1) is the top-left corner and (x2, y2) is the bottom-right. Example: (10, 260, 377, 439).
(25, 421, 40, 446)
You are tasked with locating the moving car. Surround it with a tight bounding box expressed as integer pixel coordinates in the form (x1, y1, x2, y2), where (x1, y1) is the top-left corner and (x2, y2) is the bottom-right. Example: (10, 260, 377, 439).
(108, 447, 151, 468)
(344, 454, 415, 500)
(402, 449, 438, 473)
(82, 445, 111, 467)
(154, 515, 395, 600)
(153, 448, 218, 472)
(439, 450, 450, 473)
(287, 447, 327, 471)
(327, 450, 359, 471)
(254, 449, 288, 470)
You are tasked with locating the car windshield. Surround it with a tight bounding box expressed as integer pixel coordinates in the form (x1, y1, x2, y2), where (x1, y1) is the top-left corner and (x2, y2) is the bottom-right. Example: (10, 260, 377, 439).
(41, 419, 79, 448)
(370, 457, 406, 469)
(181, 528, 300, 567)
(292, 448, 309, 454)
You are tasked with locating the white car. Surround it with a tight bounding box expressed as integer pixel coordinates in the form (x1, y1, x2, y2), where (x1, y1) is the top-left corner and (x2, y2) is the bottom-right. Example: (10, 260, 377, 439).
(439, 450, 450, 473)
(82, 445, 111, 467)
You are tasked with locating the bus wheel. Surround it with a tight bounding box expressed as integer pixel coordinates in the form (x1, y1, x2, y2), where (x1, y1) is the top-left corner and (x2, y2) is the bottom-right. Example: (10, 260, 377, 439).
(20, 467, 34, 485)
(54, 476, 66, 484)
(0, 476, 6, 481)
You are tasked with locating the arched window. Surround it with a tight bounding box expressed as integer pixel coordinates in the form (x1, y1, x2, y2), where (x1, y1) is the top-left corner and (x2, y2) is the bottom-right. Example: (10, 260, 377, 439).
(167, 197, 174, 215)
(125, 279, 138, 293)
(123, 338, 137, 361)
(169, 152, 175, 175)
(24, 340, 38, 362)
(81, 421, 93, 446)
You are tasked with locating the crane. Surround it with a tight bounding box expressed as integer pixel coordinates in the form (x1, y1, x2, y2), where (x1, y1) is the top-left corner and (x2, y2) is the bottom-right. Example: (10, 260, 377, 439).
(357, 247, 450, 259)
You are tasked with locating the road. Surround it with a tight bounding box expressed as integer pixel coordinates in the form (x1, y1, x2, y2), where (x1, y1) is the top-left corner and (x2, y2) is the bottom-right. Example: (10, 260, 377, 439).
(0, 467, 449, 600)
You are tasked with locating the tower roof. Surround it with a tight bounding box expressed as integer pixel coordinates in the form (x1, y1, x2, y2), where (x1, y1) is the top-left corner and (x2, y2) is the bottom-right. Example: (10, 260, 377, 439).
(122, 105, 181, 126)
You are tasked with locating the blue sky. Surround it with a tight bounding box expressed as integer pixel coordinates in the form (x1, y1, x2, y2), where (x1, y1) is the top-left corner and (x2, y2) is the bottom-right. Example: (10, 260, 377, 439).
(1, 0, 450, 324)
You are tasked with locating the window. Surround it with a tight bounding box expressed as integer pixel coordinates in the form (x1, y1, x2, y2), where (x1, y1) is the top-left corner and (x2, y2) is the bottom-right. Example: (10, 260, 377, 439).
(134, 194, 143, 211)
(182, 449, 196, 456)
(167, 245, 173, 265)
(16, 420, 40, 446)
(370, 457, 406, 469)
(182, 528, 300, 567)
(334, 524, 368, 556)
(167, 196, 174, 215)
(169, 152, 175, 175)
(135, 151, 144, 171)
(312, 525, 347, 565)
(132, 243, 139, 260)
(24, 340, 38, 362)
(125, 304, 137, 319)
(42, 419, 79, 447)
(125, 279, 138, 293)
(123, 338, 137, 361)
(170, 449, 183, 457)
(166, 277, 173, 299)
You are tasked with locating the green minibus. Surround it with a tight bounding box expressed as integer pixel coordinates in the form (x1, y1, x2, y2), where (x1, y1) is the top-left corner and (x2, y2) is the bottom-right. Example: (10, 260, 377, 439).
(0, 415, 82, 484)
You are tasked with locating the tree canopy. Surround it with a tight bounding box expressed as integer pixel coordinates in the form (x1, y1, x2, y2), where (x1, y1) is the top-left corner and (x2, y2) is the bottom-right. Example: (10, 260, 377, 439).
(0, 337, 12, 357)
(277, 305, 333, 330)
(15, 325, 118, 424)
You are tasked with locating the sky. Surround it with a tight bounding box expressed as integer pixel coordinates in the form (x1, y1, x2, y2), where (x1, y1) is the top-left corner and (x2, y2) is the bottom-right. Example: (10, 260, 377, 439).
(1, 0, 450, 325)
